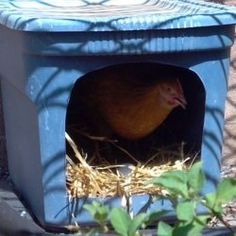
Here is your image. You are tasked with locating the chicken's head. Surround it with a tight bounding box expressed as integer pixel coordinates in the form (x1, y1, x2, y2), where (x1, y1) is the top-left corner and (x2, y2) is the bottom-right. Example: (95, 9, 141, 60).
(158, 78, 187, 110)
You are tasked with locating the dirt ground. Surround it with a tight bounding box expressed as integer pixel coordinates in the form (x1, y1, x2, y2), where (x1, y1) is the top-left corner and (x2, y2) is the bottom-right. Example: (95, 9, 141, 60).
(210, 0, 236, 228)
(223, 0, 236, 167)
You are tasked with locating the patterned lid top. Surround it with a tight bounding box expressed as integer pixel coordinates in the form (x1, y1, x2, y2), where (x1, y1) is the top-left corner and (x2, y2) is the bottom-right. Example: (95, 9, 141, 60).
(0, 0, 236, 31)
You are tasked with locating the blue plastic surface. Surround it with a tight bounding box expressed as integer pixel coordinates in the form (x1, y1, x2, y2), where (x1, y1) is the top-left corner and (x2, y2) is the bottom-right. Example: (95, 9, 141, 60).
(0, 0, 236, 31)
(0, 0, 236, 230)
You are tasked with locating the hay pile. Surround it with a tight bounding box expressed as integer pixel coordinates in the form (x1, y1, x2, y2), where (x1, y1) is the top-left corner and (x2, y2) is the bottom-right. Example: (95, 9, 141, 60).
(66, 133, 190, 199)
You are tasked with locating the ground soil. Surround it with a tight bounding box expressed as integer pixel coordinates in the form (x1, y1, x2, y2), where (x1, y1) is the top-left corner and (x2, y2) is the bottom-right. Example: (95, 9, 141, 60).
(209, 0, 236, 228)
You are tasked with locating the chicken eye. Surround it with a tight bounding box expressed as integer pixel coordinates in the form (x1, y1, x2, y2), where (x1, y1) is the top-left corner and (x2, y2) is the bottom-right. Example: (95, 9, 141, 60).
(166, 87, 171, 92)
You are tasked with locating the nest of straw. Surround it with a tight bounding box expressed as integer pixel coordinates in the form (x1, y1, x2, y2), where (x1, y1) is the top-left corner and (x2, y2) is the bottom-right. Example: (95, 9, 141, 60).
(66, 132, 190, 199)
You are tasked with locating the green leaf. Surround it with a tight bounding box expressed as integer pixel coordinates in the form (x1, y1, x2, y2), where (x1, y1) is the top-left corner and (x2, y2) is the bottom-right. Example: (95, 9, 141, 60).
(83, 203, 97, 217)
(83, 202, 109, 225)
(176, 201, 195, 223)
(150, 170, 188, 198)
(204, 178, 236, 215)
(128, 213, 147, 236)
(173, 220, 204, 236)
(173, 215, 208, 236)
(110, 208, 131, 236)
(216, 178, 236, 204)
(95, 206, 109, 223)
(204, 193, 216, 209)
(187, 162, 205, 195)
(144, 210, 170, 227)
(157, 221, 173, 236)
(204, 193, 223, 214)
(195, 215, 211, 225)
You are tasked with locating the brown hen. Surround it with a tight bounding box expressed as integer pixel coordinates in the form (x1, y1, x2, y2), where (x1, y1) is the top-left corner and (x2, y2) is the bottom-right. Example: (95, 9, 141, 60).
(68, 64, 187, 141)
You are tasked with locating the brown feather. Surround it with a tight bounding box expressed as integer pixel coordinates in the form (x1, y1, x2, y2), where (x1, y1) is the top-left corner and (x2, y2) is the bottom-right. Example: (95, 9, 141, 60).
(72, 64, 187, 140)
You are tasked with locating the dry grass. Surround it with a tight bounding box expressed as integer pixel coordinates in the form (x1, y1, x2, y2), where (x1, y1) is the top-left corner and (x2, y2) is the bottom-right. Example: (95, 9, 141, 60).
(66, 132, 192, 199)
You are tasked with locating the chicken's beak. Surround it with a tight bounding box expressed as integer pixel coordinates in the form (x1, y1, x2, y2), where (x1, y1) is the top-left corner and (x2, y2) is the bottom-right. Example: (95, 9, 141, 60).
(175, 96, 187, 109)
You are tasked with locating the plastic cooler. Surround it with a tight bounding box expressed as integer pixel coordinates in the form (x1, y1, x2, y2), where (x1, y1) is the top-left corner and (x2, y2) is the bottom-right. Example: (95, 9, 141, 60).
(0, 0, 236, 230)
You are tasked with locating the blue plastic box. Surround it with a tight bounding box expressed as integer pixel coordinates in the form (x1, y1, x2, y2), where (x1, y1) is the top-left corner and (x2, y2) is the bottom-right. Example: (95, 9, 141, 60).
(0, 0, 236, 230)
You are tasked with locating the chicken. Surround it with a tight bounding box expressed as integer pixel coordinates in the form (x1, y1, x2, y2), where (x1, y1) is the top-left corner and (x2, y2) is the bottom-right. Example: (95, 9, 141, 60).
(68, 63, 187, 141)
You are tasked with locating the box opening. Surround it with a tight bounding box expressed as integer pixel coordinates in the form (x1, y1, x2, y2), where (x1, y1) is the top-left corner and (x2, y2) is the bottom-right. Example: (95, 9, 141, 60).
(65, 62, 205, 197)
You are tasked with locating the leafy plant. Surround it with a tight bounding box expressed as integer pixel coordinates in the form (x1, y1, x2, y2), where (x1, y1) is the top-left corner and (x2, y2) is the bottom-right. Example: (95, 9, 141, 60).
(151, 162, 236, 236)
(110, 208, 147, 236)
(83, 201, 110, 233)
(82, 162, 236, 236)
